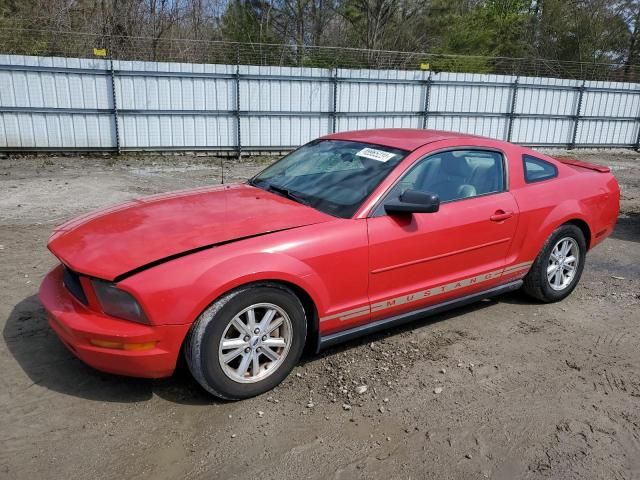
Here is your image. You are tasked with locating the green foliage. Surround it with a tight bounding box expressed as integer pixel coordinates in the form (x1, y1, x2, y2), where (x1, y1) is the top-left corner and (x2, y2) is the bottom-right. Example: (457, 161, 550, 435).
(536, 0, 629, 63)
(439, 0, 531, 58)
(426, 55, 494, 74)
(221, 0, 280, 44)
(1, 0, 640, 79)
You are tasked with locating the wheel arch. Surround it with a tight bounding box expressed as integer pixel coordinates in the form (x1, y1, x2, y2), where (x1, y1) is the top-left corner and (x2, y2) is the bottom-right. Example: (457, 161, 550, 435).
(279, 280, 320, 354)
(183, 277, 321, 356)
(563, 218, 592, 250)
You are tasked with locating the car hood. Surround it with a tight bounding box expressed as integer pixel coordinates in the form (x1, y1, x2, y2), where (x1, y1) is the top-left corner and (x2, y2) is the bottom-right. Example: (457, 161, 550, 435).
(48, 184, 333, 280)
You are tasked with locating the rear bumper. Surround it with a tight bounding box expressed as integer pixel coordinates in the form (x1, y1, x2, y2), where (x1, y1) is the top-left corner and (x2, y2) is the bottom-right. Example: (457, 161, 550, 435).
(39, 265, 191, 378)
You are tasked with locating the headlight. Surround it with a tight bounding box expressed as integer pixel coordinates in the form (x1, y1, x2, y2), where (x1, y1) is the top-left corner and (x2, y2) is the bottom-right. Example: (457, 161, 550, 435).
(91, 280, 149, 324)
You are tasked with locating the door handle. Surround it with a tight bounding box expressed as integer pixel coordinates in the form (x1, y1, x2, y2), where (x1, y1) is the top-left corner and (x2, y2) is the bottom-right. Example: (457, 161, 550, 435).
(490, 210, 514, 222)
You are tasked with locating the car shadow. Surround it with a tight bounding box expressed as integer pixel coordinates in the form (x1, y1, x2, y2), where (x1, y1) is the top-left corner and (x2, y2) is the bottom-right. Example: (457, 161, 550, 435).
(301, 292, 518, 363)
(3, 295, 219, 406)
(5, 291, 524, 404)
(610, 213, 640, 244)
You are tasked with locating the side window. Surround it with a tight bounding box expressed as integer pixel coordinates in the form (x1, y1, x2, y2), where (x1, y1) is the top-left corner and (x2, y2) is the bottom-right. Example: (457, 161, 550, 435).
(378, 149, 505, 214)
(523, 155, 558, 183)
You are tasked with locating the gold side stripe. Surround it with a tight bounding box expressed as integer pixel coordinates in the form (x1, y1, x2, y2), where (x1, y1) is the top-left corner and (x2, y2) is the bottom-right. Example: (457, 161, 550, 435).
(504, 260, 533, 269)
(339, 307, 372, 320)
(502, 261, 533, 274)
(370, 268, 503, 314)
(319, 260, 534, 323)
(503, 266, 530, 275)
(319, 305, 370, 322)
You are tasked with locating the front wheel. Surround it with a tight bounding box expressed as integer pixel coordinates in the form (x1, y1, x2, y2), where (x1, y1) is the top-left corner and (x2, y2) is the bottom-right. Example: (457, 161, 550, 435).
(522, 224, 586, 303)
(185, 283, 307, 400)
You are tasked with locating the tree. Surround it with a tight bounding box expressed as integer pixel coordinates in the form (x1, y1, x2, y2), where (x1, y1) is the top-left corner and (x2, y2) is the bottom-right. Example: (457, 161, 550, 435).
(1, 0, 639, 79)
(534, 0, 628, 63)
(617, 0, 640, 75)
(438, 0, 532, 58)
(221, 0, 279, 44)
(341, 0, 397, 51)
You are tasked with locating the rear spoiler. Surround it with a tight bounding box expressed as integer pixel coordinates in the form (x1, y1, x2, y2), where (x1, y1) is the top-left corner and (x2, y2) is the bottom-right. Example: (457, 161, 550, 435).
(554, 157, 610, 173)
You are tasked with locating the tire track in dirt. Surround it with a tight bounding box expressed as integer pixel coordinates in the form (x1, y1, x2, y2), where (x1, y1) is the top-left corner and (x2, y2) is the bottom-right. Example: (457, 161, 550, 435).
(594, 330, 634, 352)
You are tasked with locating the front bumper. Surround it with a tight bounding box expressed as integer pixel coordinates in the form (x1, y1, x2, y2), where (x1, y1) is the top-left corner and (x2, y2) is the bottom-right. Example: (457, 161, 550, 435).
(39, 265, 191, 378)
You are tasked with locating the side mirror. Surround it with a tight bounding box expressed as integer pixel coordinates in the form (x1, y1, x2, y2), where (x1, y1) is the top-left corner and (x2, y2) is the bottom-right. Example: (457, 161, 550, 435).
(384, 190, 440, 215)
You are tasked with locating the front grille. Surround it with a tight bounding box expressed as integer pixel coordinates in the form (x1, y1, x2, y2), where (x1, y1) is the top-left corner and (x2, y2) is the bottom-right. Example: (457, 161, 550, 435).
(63, 266, 88, 305)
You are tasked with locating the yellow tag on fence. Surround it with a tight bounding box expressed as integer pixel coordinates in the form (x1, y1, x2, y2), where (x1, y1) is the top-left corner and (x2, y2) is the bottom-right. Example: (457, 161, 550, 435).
(93, 48, 107, 57)
(420, 63, 430, 71)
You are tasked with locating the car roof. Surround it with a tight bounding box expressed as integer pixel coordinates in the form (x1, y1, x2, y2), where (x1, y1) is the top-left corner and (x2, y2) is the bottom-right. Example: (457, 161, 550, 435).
(322, 128, 483, 151)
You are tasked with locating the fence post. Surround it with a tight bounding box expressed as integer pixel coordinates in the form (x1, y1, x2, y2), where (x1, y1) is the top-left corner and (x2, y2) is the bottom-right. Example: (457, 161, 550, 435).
(422, 71, 432, 129)
(506, 76, 519, 142)
(108, 37, 121, 154)
(634, 92, 640, 151)
(235, 58, 242, 161)
(569, 80, 586, 149)
(331, 68, 338, 133)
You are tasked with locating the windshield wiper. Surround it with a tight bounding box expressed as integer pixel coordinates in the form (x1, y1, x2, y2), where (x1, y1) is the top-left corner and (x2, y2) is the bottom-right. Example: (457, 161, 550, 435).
(264, 183, 312, 207)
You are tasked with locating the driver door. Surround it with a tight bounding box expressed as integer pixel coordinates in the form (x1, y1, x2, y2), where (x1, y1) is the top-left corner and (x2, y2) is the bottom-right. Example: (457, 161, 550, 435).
(366, 149, 519, 321)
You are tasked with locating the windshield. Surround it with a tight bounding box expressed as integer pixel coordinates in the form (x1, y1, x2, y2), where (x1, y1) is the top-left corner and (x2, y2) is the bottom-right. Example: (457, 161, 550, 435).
(250, 139, 408, 218)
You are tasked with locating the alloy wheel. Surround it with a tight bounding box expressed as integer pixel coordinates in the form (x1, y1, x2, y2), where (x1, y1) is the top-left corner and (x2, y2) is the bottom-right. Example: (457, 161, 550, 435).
(218, 303, 293, 384)
(547, 237, 580, 291)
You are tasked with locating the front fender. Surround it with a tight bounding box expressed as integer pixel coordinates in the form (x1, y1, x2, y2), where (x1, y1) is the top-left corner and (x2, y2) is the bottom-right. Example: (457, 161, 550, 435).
(193, 251, 329, 320)
(119, 247, 329, 327)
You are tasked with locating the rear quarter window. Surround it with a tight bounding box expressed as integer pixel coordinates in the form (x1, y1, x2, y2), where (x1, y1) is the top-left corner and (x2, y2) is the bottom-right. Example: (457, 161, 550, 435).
(523, 155, 558, 183)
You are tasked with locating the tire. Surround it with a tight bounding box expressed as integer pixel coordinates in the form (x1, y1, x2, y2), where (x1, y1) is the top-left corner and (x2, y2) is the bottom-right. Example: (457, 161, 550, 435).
(522, 224, 586, 303)
(185, 283, 307, 400)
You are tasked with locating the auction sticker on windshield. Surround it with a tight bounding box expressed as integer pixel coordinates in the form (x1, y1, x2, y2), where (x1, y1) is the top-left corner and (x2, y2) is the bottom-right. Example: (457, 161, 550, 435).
(356, 148, 397, 162)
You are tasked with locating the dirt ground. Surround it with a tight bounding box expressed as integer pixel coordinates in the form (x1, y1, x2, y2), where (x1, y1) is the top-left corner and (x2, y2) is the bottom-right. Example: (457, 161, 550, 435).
(0, 149, 638, 480)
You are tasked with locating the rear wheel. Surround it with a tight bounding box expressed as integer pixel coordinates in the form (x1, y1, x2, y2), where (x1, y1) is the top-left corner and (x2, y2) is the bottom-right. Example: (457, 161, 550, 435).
(522, 224, 586, 302)
(185, 283, 306, 400)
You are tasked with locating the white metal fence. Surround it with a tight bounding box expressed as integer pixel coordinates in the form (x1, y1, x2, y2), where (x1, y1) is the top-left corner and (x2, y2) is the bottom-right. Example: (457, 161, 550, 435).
(2, 54, 640, 153)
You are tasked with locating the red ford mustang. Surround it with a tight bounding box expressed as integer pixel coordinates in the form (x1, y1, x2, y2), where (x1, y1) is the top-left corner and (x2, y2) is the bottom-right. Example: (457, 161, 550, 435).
(39, 129, 620, 399)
